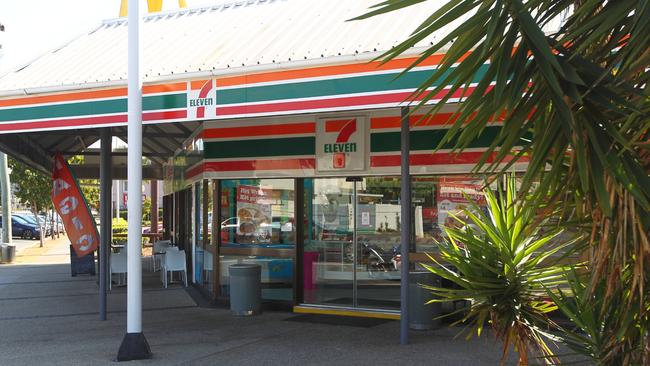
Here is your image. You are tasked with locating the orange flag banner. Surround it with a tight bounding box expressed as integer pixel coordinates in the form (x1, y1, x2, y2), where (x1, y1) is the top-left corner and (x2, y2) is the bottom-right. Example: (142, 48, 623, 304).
(51, 153, 99, 257)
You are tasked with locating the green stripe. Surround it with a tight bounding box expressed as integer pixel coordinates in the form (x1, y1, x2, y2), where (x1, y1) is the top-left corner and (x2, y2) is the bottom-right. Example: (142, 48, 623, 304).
(143, 93, 186, 111)
(0, 94, 186, 122)
(205, 137, 315, 159)
(370, 126, 504, 152)
(217, 65, 489, 105)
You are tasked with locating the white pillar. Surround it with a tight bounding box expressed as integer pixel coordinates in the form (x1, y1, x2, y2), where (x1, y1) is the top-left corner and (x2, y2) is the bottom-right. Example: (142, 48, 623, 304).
(117, 0, 151, 361)
(126, 0, 143, 334)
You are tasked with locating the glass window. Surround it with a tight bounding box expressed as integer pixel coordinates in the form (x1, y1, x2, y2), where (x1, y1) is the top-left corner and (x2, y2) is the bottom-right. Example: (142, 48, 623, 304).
(219, 179, 295, 302)
(220, 179, 296, 248)
(412, 176, 489, 253)
(194, 182, 203, 284)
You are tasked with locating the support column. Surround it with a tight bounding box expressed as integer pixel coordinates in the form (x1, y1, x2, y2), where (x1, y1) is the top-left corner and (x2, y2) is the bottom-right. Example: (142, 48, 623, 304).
(0, 152, 12, 244)
(399, 106, 411, 345)
(99, 128, 112, 321)
(150, 180, 158, 234)
(117, 0, 151, 360)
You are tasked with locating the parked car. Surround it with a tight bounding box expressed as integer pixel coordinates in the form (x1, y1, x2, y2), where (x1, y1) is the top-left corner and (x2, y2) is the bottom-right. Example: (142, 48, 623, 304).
(14, 213, 52, 237)
(0, 215, 42, 239)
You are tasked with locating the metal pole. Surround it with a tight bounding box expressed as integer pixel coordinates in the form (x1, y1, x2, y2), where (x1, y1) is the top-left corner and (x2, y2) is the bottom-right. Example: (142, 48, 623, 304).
(399, 106, 410, 345)
(115, 181, 118, 222)
(0, 152, 12, 244)
(99, 128, 112, 321)
(117, 0, 151, 360)
(352, 181, 358, 308)
(150, 180, 158, 234)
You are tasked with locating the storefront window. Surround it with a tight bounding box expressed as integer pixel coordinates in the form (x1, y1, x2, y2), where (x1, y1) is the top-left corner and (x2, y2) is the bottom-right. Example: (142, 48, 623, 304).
(194, 182, 203, 284)
(219, 179, 295, 302)
(203, 180, 215, 295)
(412, 176, 488, 253)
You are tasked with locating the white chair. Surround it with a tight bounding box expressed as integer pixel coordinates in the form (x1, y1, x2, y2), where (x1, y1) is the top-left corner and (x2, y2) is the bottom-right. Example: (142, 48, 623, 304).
(152, 240, 171, 272)
(110, 252, 127, 290)
(162, 249, 187, 288)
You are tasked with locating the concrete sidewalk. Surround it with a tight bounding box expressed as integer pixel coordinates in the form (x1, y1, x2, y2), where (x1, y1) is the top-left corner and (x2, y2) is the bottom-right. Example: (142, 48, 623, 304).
(0, 239, 520, 366)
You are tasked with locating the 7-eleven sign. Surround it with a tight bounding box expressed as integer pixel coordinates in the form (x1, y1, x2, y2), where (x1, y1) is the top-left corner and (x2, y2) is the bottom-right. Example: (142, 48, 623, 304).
(316, 117, 367, 172)
(187, 79, 217, 120)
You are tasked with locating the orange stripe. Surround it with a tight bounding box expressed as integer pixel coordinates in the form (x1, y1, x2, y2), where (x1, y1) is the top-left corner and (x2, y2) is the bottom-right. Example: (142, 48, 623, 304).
(203, 122, 315, 139)
(0, 88, 127, 108)
(143, 82, 186, 93)
(0, 82, 186, 108)
(217, 53, 471, 88)
(371, 111, 506, 129)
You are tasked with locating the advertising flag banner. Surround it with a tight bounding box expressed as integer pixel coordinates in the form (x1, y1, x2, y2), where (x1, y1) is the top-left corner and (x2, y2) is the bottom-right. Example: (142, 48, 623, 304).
(51, 153, 99, 257)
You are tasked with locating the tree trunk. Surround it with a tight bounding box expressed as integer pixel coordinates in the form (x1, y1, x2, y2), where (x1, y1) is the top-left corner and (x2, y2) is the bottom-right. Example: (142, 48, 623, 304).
(32, 205, 44, 248)
(51, 209, 55, 240)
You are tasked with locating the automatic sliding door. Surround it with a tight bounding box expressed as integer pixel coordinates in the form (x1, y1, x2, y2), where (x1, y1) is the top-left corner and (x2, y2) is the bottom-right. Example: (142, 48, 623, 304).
(355, 177, 401, 310)
(304, 177, 401, 310)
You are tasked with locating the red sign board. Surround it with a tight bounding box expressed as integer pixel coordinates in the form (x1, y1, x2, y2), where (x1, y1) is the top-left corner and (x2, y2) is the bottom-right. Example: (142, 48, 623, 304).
(51, 153, 99, 257)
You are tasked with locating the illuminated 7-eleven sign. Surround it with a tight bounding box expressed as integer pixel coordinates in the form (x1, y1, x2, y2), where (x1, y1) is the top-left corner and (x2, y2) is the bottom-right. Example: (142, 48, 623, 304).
(316, 117, 367, 172)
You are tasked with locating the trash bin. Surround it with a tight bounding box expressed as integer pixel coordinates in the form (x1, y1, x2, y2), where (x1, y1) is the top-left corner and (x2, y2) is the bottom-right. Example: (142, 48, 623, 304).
(1, 243, 15, 264)
(408, 271, 442, 330)
(1, 243, 6, 263)
(229, 264, 262, 316)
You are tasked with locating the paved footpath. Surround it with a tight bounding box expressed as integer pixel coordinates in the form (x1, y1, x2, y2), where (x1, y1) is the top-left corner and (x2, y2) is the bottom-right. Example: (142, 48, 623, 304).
(0, 238, 524, 366)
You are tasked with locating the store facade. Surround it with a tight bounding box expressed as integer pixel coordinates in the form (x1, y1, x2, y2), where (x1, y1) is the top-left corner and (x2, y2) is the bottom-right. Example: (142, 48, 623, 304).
(0, 1, 530, 319)
(163, 64, 526, 316)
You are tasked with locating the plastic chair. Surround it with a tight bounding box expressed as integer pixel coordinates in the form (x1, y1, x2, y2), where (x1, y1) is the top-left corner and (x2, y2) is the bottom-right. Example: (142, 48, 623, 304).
(162, 249, 187, 288)
(110, 252, 127, 290)
(152, 240, 171, 272)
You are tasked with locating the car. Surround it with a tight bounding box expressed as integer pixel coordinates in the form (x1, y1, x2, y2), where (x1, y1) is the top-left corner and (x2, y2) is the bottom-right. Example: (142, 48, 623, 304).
(0, 215, 42, 239)
(14, 213, 52, 237)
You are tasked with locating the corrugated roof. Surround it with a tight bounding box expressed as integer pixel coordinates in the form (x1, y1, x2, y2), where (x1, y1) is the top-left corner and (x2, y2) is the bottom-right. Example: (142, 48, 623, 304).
(0, 0, 461, 94)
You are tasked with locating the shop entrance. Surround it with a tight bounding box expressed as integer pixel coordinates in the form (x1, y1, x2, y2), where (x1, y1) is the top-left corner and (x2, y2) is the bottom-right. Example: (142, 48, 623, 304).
(303, 177, 402, 311)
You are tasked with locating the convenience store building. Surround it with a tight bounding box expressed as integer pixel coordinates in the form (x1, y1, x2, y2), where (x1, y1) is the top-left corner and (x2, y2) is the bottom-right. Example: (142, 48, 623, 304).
(0, 0, 525, 319)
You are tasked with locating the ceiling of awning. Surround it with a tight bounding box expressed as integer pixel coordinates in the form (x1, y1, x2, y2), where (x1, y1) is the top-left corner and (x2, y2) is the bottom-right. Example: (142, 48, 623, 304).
(0, 121, 200, 179)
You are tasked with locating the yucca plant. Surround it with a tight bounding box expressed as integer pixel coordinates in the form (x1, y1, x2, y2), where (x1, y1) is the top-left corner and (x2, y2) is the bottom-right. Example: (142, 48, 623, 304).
(421, 176, 580, 365)
(354, 1, 650, 364)
(547, 268, 650, 365)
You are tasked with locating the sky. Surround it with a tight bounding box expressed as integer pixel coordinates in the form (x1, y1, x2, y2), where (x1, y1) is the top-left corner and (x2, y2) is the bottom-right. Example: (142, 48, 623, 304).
(0, 0, 219, 74)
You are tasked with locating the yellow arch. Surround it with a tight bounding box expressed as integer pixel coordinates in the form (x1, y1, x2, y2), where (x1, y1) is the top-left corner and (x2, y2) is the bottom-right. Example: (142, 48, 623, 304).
(119, 0, 188, 17)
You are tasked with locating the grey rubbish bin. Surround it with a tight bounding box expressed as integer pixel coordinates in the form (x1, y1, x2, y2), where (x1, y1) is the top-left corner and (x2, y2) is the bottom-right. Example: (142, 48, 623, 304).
(408, 271, 442, 330)
(1, 243, 15, 264)
(229, 264, 262, 316)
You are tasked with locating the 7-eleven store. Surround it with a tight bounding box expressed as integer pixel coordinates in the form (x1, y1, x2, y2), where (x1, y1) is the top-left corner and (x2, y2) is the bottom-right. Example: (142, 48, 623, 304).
(0, 1, 523, 321)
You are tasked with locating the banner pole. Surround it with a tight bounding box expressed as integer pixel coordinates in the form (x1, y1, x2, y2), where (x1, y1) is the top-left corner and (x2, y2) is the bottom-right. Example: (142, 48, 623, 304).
(117, 0, 151, 360)
(99, 128, 112, 321)
(400, 106, 410, 345)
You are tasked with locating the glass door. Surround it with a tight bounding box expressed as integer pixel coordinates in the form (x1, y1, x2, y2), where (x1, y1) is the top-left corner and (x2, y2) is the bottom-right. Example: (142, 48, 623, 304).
(304, 178, 355, 307)
(304, 177, 401, 310)
(355, 177, 401, 310)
